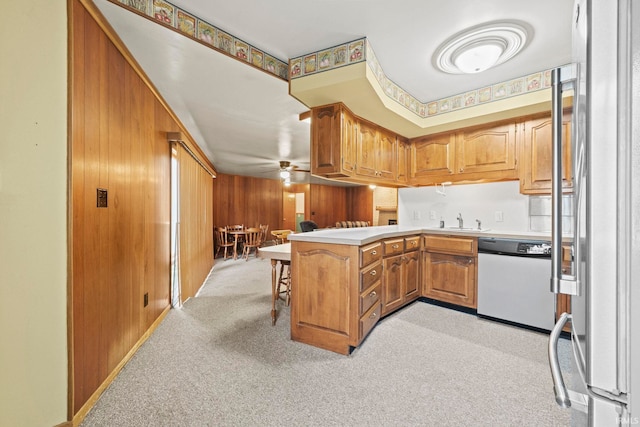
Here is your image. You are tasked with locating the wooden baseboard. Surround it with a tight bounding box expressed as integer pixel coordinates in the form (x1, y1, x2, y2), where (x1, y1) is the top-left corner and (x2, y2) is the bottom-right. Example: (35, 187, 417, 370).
(70, 306, 170, 426)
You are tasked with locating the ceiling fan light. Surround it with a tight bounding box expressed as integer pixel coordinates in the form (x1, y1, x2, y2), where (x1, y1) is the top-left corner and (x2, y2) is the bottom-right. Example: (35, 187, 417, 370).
(279, 170, 291, 179)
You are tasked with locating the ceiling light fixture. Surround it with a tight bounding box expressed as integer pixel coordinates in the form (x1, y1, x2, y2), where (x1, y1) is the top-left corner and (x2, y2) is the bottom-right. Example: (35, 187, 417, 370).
(279, 169, 291, 179)
(433, 21, 529, 74)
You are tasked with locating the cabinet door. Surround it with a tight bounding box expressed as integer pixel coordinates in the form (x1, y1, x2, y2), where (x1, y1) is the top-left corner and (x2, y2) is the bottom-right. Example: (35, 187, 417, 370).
(456, 121, 517, 175)
(411, 133, 456, 180)
(311, 105, 342, 176)
(403, 251, 420, 301)
(356, 121, 378, 178)
(382, 254, 404, 315)
(422, 252, 476, 308)
(519, 113, 573, 194)
(341, 107, 357, 173)
(376, 127, 397, 181)
(396, 138, 410, 184)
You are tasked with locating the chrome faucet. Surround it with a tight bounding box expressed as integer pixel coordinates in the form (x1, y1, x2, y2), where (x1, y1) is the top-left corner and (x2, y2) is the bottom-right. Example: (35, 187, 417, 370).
(457, 213, 463, 229)
(476, 219, 482, 230)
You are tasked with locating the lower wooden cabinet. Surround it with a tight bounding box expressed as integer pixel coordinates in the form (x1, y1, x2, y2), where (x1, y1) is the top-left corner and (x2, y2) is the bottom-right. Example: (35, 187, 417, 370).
(404, 251, 420, 300)
(421, 235, 478, 308)
(556, 294, 571, 332)
(291, 240, 383, 355)
(382, 254, 404, 314)
(290, 233, 477, 354)
(557, 244, 573, 332)
(422, 252, 476, 308)
(381, 236, 421, 315)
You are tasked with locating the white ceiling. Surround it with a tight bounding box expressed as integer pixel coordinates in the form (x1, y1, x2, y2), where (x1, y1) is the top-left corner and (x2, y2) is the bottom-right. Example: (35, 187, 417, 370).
(94, 0, 574, 183)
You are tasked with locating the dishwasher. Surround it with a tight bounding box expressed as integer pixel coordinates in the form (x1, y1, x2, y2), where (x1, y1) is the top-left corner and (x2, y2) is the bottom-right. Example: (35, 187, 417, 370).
(477, 237, 555, 331)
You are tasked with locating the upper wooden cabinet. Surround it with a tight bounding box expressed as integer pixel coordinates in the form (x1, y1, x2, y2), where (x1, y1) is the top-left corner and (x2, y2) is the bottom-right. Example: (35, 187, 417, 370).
(312, 102, 572, 191)
(409, 120, 518, 186)
(519, 111, 573, 194)
(311, 103, 355, 177)
(396, 137, 410, 184)
(411, 133, 456, 180)
(311, 103, 404, 186)
(457, 121, 517, 175)
(355, 120, 397, 181)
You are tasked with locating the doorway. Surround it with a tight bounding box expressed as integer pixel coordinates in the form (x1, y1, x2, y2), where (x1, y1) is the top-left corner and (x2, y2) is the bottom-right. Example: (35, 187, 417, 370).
(282, 191, 305, 231)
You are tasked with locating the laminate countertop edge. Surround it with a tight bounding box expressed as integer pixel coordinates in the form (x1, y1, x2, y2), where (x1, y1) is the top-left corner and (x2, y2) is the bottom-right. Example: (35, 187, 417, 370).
(286, 225, 553, 246)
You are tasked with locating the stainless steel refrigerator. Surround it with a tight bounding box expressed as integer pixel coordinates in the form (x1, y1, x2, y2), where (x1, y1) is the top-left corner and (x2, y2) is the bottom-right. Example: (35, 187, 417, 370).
(548, 0, 640, 425)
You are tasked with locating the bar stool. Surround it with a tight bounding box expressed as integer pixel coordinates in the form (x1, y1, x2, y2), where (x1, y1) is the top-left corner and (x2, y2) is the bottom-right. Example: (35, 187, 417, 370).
(276, 261, 291, 306)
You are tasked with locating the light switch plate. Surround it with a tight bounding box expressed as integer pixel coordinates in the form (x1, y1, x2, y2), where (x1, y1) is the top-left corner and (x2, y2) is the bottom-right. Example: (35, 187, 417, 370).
(494, 211, 504, 222)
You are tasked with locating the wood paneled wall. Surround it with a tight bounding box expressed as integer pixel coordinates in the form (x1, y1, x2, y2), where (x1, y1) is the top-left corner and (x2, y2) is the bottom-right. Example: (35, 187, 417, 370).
(213, 173, 284, 233)
(346, 186, 374, 225)
(176, 144, 214, 300)
(213, 172, 375, 235)
(70, 0, 213, 416)
(309, 184, 348, 228)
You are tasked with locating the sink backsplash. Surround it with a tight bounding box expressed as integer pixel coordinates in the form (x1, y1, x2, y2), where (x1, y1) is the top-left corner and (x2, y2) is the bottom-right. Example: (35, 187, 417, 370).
(397, 181, 572, 234)
(529, 195, 574, 234)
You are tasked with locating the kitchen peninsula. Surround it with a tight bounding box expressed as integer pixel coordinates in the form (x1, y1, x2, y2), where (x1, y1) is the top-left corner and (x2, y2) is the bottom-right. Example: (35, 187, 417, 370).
(287, 225, 550, 355)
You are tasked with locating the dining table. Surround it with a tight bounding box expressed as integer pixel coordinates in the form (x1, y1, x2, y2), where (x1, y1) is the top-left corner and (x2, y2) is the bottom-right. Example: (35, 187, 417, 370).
(257, 243, 291, 325)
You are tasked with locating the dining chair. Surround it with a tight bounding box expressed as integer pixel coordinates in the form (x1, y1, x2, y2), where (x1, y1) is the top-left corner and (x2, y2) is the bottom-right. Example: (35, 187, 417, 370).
(241, 227, 262, 260)
(214, 227, 234, 260)
(227, 224, 245, 256)
(299, 220, 319, 232)
(259, 224, 269, 246)
(271, 229, 293, 245)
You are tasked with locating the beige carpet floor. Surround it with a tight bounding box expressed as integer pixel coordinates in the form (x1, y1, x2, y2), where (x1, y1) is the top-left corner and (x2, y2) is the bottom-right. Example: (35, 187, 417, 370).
(81, 256, 572, 426)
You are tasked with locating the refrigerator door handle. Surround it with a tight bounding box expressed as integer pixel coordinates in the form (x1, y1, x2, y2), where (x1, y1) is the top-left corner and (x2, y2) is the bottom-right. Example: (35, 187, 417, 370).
(550, 66, 580, 297)
(549, 312, 572, 408)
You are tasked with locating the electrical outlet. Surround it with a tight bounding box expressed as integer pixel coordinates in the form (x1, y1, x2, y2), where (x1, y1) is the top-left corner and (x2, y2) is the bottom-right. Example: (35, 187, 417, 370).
(429, 210, 437, 220)
(97, 188, 108, 208)
(494, 211, 504, 222)
(413, 210, 421, 220)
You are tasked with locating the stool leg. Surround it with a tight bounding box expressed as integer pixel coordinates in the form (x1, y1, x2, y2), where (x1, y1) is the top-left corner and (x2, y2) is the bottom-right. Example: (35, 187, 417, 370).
(285, 263, 291, 306)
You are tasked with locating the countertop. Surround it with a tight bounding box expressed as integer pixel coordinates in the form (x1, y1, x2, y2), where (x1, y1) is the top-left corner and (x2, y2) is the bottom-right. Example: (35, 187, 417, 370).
(286, 225, 552, 246)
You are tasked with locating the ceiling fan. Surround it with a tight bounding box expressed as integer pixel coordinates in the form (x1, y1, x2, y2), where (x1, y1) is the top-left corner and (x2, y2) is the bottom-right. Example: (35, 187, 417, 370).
(277, 160, 310, 179)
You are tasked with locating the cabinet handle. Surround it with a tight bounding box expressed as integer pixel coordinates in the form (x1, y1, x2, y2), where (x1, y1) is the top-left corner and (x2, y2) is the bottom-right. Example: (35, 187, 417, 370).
(411, 241, 417, 246)
(459, 168, 464, 173)
(370, 270, 377, 276)
(369, 311, 378, 319)
(371, 250, 377, 255)
(392, 244, 399, 249)
(369, 291, 377, 298)
(468, 259, 473, 264)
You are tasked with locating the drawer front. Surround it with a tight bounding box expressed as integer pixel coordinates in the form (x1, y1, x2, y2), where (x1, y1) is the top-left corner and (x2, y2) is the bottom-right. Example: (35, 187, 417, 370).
(423, 235, 477, 255)
(360, 302, 382, 340)
(360, 262, 382, 292)
(404, 235, 421, 252)
(360, 282, 381, 316)
(360, 242, 382, 268)
(383, 238, 404, 256)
